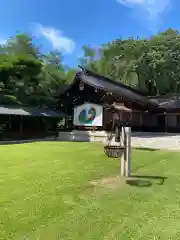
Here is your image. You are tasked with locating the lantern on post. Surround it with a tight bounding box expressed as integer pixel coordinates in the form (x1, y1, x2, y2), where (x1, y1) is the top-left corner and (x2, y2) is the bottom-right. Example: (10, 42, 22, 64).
(104, 102, 132, 159)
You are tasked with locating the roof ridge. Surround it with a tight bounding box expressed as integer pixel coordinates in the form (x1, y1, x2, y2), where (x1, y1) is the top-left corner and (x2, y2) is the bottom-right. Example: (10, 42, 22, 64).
(80, 66, 147, 97)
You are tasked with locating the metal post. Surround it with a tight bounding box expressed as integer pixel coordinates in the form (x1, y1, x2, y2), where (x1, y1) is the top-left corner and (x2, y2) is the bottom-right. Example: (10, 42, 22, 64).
(125, 126, 131, 177)
(121, 126, 125, 177)
(120, 126, 131, 177)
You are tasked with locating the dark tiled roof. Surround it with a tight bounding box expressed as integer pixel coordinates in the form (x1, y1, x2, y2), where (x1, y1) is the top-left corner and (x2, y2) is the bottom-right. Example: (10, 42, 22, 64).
(58, 66, 180, 111)
(58, 66, 159, 108)
(78, 70, 158, 107)
(149, 96, 180, 110)
(0, 105, 66, 117)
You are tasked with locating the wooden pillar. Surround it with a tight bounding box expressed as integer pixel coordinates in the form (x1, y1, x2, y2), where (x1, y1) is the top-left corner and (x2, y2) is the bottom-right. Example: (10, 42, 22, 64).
(20, 116, 23, 137)
(177, 114, 180, 133)
(165, 113, 167, 133)
(140, 112, 142, 131)
(9, 115, 11, 129)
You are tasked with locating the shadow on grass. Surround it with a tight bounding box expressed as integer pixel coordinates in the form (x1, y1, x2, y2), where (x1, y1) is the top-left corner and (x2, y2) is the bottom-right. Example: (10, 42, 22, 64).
(126, 179, 152, 187)
(133, 147, 160, 151)
(126, 175, 167, 187)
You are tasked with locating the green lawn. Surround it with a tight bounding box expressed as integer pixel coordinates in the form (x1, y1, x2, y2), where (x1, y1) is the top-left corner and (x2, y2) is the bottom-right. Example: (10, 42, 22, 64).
(0, 142, 180, 239)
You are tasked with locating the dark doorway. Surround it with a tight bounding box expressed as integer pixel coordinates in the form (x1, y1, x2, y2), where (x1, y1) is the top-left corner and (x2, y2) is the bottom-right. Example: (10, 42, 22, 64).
(157, 115, 166, 132)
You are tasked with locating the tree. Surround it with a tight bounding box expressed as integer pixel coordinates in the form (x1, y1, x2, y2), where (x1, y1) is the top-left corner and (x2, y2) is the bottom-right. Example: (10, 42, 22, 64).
(0, 34, 43, 105)
(80, 29, 180, 95)
(1, 29, 180, 107)
(40, 51, 68, 94)
(5, 33, 40, 58)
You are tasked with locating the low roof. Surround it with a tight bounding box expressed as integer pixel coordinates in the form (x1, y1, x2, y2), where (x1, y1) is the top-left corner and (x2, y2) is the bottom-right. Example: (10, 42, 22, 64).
(149, 96, 180, 111)
(0, 105, 66, 117)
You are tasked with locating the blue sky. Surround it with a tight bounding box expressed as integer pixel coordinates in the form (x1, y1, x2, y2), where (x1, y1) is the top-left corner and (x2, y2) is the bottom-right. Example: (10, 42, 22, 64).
(0, 0, 179, 67)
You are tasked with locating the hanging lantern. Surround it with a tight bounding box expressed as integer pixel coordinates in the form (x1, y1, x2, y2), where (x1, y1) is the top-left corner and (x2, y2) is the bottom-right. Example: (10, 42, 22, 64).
(104, 120, 124, 158)
(79, 82, 84, 91)
(104, 102, 132, 159)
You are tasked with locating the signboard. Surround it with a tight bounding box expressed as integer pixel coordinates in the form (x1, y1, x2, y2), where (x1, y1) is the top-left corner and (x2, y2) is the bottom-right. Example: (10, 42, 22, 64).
(73, 103, 103, 126)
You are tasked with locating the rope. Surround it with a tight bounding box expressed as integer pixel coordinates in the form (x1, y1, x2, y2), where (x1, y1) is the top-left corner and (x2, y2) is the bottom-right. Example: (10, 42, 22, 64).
(106, 118, 125, 147)
(107, 118, 115, 146)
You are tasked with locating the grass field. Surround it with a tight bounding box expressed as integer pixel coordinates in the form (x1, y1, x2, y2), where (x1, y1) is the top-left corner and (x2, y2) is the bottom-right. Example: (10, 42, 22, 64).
(0, 142, 180, 239)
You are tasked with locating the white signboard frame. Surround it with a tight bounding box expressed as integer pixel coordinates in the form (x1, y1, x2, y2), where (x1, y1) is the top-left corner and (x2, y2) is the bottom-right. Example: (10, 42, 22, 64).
(73, 103, 103, 127)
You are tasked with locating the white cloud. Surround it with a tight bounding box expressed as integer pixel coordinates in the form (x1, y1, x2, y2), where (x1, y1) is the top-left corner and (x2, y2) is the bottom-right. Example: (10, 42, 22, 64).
(116, 0, 172, 30)
(0, 38, 7, 45)
(34, 23, 75, 54)
(117, 0, 145, 6)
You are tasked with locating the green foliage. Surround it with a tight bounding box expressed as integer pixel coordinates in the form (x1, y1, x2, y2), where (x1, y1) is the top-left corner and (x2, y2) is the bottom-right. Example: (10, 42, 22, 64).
(80, 28, 180, 96)
(0, 34, 74, 106)
(1, 29, 180, 107)
(0, 142, 180, 239)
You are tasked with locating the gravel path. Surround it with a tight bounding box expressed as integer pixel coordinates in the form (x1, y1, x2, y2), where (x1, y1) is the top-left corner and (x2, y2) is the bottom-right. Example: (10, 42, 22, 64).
(1, 131, 179, 151)
(131, 132, 180, 151)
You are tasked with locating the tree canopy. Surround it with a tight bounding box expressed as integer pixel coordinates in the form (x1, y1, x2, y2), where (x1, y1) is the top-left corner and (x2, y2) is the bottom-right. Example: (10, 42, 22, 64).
(1, 28, 180, 107)
(81, 28, 180, 96)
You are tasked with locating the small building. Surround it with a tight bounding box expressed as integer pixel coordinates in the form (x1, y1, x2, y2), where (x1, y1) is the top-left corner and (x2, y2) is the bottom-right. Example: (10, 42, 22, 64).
(0, 105, 66, 141)
(56, 66, 180, 133)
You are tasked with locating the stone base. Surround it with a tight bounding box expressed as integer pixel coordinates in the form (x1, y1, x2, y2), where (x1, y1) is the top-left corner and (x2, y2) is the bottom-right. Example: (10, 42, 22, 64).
(58, 130, 118, 143)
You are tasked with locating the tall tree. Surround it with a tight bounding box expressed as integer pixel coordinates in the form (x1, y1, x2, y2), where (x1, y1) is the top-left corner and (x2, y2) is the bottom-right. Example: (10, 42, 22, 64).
(5, 33, 39, 58)
(0, 34, 42, 105)
(80, 29, 180, 95)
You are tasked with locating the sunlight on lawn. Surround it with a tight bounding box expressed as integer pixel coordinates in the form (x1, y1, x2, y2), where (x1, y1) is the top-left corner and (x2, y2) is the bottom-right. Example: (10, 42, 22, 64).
(0, 142, 179, 240)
